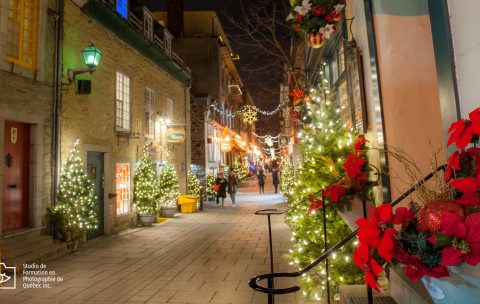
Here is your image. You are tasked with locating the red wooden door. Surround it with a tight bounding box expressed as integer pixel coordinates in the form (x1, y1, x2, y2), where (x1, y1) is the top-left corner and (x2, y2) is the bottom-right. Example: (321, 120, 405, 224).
(3, 121, 30, 232)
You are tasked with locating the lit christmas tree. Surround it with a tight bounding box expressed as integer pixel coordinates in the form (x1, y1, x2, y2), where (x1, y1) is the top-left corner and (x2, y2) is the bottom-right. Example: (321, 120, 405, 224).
(187, 170, 202, 196)
(158, 158, 180, 207)
(54, 140, 98, 242)
(134, 149, 159, 214)
(280, 157, 295, 196)
(234, 159, 247, 180)
(206, 171, 216, 198)
(284, 74, 363, 299)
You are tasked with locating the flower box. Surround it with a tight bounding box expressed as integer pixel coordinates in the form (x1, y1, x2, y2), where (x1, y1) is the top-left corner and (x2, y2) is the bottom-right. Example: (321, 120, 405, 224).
(337, 197, 371, 231)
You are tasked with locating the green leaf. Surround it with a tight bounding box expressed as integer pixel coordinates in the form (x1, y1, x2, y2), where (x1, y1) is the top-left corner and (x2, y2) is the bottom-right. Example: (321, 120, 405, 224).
(433, 233, 453, 249)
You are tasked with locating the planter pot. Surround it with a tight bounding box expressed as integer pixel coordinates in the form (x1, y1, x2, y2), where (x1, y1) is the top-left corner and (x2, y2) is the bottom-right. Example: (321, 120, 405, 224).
(421, 263, 480, 303)
(161, 206, 176, 218)
(337, 197, 371, 231)
(308, 32, 325, 49)
(138, 214, 156, 227)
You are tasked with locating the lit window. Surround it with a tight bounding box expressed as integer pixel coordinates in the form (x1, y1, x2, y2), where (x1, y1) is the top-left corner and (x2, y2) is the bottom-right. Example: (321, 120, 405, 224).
(116, 163, 130, 215)
(6, 0, 39, 70)
(116, 71, 130, 131)
(145, 88, 155, 137)
(116, 0, 128, 19)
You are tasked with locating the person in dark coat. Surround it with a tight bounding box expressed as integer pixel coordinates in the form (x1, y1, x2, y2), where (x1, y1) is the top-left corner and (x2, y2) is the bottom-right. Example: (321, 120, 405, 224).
(215, 173, 227, 207)
(228, 169, 238, 206)
(257, 169, 266, 194)
(272, 168, 279, 193)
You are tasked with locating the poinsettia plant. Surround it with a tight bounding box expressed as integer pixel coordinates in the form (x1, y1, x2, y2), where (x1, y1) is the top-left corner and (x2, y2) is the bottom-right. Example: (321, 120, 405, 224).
(287, 0, 345, 38)
(308, 135, 377, 214)
(353, 106, 480, 292)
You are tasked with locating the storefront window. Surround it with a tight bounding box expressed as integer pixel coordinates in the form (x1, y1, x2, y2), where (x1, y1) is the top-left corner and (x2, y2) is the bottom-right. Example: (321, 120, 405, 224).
(116, 163, 130, 214)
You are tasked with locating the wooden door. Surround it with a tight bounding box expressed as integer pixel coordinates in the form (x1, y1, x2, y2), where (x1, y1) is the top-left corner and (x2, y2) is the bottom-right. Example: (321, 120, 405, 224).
(87, 151, 104, 238)
(3, 121, 30, 232)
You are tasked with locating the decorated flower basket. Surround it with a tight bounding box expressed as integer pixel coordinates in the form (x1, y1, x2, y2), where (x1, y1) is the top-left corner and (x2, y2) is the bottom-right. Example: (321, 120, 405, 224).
(307, 32, 325, 48)
(421, 263, 480, 303)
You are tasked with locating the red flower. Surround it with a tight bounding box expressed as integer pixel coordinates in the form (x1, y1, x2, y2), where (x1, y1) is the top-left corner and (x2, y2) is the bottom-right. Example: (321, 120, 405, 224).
(445, 151, 461, 182)
(312, 6, 325, 15)
(295, 12, 303, 23)
(308, 194, 323, 215)
(343, 154, 366, 179)
(440, 211, 480, 266)
(449, 177, 480, 206)
(355, 172, 368, 190)
(323, 184, 345, 203)
(392, 207, 415, 227)
(356, 204, 397, 262)
(447, 107, 480, 150)
(289, 88, 304, 102)
(392, 245, 449, 282)
(325, 11, 342, 23)
(354, 135, 368, 154)
(354, 242, 383, 292)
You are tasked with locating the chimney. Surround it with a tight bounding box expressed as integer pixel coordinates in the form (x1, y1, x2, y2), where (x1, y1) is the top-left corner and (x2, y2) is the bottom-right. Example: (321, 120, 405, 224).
(167, 0, 184, 38)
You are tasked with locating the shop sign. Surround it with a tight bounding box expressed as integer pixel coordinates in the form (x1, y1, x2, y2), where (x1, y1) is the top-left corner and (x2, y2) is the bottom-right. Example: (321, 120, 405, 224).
(166, 128, 185, 143)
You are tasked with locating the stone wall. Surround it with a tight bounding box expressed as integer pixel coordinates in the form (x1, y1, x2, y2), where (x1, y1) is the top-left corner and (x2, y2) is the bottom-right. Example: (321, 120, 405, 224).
(62, 0, 190, 234)
(190, 96, 207, 185)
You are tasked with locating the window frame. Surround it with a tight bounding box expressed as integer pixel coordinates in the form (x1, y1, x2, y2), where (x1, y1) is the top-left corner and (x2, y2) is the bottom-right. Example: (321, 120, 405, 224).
(116, 71, 131, 132)
(115, 163, 131, 215)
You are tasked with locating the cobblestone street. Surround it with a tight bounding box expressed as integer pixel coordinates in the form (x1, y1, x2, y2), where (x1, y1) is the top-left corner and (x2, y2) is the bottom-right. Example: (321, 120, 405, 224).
(0, 178, 316, 304)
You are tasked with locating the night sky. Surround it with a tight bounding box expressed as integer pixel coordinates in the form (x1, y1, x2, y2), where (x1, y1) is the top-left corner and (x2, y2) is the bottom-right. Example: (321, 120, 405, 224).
(144, 0, 283, 135)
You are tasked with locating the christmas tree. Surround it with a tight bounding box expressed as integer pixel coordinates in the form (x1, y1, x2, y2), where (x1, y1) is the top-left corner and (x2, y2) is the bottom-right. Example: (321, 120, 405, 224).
(54, 140, 98, 241)
(284, 76, 363, 299)
(234, 159, 247, 180)
(280, 157, 295, 196)
(158, 158, 180, 207)
(187, 170, 202, 196)
(134, 149, 159, 214)
(206, 171, 216, 198)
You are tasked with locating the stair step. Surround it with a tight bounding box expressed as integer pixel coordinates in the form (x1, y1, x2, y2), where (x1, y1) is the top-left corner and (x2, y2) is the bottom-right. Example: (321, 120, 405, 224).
(340, 285, 397, 304)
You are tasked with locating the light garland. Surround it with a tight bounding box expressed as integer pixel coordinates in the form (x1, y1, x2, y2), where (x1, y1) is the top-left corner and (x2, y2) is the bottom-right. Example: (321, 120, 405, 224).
(242, 105, 258, 124)
(209, 98, 289, 119)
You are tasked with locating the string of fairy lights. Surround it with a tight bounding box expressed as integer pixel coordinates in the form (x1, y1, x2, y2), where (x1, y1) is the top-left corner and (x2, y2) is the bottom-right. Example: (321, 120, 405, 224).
(209, 98, 289, 124)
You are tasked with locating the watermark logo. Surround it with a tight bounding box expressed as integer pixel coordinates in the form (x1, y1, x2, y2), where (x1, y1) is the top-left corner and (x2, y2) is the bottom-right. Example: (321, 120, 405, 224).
(0, 263, 16, 289)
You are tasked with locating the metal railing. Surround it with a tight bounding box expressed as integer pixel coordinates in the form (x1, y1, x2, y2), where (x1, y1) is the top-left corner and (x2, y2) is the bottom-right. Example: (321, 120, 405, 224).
(249, 165, 446, 303)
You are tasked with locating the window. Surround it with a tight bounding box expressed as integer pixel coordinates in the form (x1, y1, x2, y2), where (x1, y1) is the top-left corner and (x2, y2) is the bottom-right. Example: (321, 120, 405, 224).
(164, 30, 172, 58)
(116, 71, 130, 131)
(166, 97, 173, 119)
(143, 8, 153, 41)
(116, 163, 130, 215)
(145, 88, 155, 137)
(6, 0, 38, 70)
(116, 0, 128, 19)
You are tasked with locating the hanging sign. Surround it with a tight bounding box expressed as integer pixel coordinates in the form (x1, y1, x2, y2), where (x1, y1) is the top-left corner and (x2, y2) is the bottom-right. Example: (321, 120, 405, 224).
(279, 135, 289, 147)
(166, 128, 185, 143)
(221, 142, 232, 152)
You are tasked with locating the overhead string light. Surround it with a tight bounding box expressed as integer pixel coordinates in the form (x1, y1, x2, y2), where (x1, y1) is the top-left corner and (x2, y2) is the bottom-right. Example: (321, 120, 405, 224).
(209, 98, 289, 120)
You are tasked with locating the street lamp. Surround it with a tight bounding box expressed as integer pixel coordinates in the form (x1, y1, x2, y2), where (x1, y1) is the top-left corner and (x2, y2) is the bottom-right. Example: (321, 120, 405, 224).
(67, 43, 102, 83)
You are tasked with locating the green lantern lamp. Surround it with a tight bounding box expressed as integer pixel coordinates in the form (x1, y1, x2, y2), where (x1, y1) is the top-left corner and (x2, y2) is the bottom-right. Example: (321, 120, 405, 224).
(68, 43, 102, 83)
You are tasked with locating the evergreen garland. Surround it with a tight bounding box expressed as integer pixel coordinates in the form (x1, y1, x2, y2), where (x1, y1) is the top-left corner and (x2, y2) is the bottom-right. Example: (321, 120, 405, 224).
(158, 158, 180, 207)
(284, 81, 363, 299)
(134, 150, 159, 214)
(54, 140, 98, 241)
(280, 157, 295, 196)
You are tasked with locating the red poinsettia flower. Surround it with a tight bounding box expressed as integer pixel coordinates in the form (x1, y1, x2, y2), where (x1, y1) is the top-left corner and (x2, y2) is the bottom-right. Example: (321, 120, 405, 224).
(325, 11, 342, 23)
(444, 151, 461, 182)
(323, 184, 345, 203)
(289, 88, 304, 102)
(355, 171, 368, 190)
(343, 154, 366, 179)
(354, 242, 383, 292)
(392, 207, 415, 227)
(354, 135, 368, 154)
(449, 177, 480, 206)
(440, 211, 480, 266)
(392, 244, 449, 282)
(312, 6, 325, 15)
(356, 204, 397, 262)
(308, 194, 323, 215)
(447, 107, 480, 150)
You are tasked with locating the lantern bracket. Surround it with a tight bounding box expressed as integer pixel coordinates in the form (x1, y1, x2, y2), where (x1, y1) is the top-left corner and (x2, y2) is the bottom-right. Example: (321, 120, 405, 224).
(67, 68, 96, 83)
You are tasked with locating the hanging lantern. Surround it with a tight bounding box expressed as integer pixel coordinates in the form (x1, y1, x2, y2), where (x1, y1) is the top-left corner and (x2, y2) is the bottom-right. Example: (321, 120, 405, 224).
(82, 43, 102, 68)
(307, 32, 325, 49)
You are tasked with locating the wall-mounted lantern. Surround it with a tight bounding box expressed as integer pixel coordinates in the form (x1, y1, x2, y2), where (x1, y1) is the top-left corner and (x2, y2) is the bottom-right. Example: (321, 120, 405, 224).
(67, 43, 102, 83)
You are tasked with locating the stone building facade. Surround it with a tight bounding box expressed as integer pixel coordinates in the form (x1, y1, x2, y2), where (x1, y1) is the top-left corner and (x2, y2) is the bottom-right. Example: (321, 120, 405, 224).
(61, 0, 191, 235)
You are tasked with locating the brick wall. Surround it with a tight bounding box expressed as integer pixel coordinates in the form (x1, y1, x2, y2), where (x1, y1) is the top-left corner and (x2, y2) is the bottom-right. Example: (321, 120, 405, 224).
(190, 97, 207, 185)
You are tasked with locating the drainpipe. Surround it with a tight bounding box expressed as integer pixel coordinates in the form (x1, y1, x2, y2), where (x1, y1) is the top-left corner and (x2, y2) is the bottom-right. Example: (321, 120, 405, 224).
(52, 0, 64, 204)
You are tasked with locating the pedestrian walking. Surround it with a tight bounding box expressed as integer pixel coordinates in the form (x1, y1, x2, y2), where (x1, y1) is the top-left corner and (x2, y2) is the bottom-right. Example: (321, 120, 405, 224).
(257, 169, 266, 194)
(215, 173, 227, 207)
(272, 167, 279, 193)
(228, 169, 238, 206)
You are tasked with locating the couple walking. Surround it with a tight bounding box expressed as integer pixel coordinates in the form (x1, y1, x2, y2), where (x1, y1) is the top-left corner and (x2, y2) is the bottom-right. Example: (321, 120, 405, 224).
(215, 169, 238, 207)
(257, 167, 279, 194)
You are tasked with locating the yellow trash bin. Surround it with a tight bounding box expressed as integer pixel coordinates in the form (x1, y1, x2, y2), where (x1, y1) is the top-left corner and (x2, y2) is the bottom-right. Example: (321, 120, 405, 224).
(178, 195, 199, 213)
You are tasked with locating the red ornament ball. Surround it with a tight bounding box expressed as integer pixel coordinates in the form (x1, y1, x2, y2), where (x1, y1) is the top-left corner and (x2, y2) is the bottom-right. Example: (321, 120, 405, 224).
(417, 199, 464, 232)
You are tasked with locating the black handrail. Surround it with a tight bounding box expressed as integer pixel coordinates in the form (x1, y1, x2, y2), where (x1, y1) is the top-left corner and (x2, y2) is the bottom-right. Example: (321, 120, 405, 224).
(248, 165, 446, 295)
